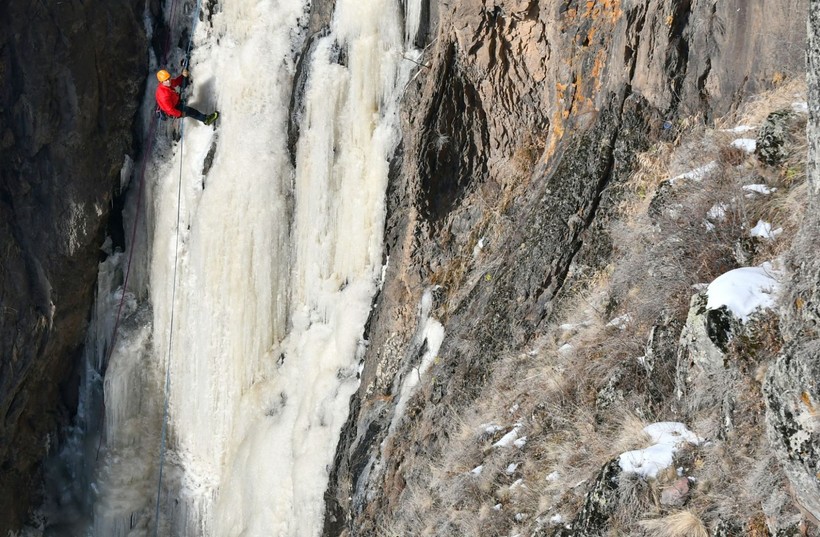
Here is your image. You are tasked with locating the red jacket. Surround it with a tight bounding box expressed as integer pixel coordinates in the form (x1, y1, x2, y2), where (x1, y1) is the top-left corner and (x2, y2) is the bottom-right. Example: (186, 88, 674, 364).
(155, 75, 185, 117)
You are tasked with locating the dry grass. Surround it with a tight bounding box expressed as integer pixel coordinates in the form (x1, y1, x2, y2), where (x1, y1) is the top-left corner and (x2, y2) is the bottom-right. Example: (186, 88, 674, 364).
(639, 510, 709, 537)
(377, 79, 812, 537)
(729, 78, 808, 128)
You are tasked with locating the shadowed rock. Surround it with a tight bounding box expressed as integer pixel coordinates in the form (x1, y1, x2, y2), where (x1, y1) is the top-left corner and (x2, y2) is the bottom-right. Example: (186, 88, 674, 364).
(0, 0, 146, 530)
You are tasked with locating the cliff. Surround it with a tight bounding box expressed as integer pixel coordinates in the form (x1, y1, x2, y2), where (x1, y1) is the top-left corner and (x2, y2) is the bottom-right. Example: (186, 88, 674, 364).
(0, 0, 146, 530)
(324, 0, 810, 535)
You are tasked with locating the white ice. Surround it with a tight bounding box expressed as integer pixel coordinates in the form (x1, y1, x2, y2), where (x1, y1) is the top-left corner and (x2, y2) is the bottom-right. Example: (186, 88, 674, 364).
(91, 0, 424, 535)
(388, 288, 446, 435)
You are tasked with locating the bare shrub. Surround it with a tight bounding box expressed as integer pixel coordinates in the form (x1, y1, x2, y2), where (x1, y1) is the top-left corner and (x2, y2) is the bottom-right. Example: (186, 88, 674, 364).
(614, 472, 658, 531)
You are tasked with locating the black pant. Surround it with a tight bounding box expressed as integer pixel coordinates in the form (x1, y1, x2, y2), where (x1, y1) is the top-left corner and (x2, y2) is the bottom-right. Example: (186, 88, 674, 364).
(180, 105, 207, 123)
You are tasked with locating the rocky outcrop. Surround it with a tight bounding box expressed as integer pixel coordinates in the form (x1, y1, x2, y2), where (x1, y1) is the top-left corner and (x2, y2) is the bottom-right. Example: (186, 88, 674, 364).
(0, 0, 146, 530)
(756, 109, 803, 166)
(553, 459, 621, 537)
(676, 293, 736, 399)
(763, 0, 820, 526)
(764, 343, 820, 524)
(324, 0, 808, 534)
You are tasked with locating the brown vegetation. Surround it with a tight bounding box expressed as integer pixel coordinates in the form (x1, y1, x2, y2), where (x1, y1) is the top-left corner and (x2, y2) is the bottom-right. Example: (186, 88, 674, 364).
(380, 80, 812, 536)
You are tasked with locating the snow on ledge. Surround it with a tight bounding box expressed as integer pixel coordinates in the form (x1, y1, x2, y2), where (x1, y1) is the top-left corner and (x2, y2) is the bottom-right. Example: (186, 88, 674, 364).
(493, 424, 523, 448)
(742, 183, 776, 195)
(731, 138, 757, 153)
(668, 161, 718, 184)
(705, 262, 780, 322)
(720, 125, 756, 133)
(618, 422, 702, 479)
(750, 220, 783, 241)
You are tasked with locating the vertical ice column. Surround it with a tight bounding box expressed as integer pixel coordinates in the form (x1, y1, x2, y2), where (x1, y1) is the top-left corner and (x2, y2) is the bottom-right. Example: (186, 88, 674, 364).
(148, 0, 306, 533)
(91, 0, 429, 534)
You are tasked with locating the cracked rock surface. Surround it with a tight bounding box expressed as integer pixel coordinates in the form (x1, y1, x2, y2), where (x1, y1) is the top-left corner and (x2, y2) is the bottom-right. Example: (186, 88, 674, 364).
(323, 0, 808, 534)
(0, 0, 146, 529)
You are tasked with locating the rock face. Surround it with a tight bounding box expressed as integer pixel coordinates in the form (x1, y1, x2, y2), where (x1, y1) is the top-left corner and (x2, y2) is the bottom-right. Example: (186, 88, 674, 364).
(0, 0, 146, 530)
(324, 0, 808, 534)
(763, 1, 820, 524)
(765, 343, 820, 524)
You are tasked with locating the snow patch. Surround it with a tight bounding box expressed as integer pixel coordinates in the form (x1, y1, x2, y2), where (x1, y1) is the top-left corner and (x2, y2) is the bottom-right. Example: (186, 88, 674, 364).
(731, 138, 756, 153)
(668, 161, 718, 184)
(606, 313, 632, 329)
(706, 262, 780, 322)
(472, 237, 486, 258)
(493, 425, 522, 449)
(742, 184, 776, 195)
(792, 101, 809, 114)
(750, 220, 783, 241)
(618, 422, 702, 479)
(721, 125, 756, 133)
(482, 424, 504, 436)
(707, 203, 728, 221)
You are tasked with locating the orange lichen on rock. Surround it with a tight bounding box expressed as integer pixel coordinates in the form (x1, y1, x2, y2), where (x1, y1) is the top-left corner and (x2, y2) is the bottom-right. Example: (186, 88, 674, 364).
(581, 0, 623, 23)
(801, 391, 816, 414)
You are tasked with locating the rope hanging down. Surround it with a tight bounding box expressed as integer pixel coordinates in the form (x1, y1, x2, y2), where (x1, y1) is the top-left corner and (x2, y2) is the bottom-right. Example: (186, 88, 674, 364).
(153, 0, 205, 534)
(91, 0, 205, 531)
(93, 0, 187, 463)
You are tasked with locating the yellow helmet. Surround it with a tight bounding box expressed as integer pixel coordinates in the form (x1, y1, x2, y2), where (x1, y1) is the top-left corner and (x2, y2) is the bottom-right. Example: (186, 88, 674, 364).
(156, 69, 171, 83)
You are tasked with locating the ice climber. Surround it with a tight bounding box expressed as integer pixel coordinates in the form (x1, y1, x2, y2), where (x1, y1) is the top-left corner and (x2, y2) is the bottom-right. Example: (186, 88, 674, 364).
(155, 69, 219, 125)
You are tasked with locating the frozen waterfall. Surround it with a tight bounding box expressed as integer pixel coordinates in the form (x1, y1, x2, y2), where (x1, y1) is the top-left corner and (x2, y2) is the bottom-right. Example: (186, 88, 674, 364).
(36, 0, 425, 535)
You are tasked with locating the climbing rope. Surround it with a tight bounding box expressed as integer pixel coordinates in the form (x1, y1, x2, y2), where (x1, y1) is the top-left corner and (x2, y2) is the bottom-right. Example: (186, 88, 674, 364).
(153, 0, 205, 534)
(91, 0, 206, 533)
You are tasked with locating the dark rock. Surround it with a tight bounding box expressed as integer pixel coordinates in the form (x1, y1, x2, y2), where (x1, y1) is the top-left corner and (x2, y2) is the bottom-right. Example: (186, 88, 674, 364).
(712, 519, 743, 537)
(416, 43, 489, 223)
(322, 0, 809, 533)
(764, 341, 820, 523)
(756, 109, 801, 166)
(0, 0, 146, 530)
(554, 459, 621, 537)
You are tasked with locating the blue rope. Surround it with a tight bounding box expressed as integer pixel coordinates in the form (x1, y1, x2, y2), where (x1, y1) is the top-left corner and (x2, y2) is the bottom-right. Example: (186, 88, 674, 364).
(152, 0, 205, 533)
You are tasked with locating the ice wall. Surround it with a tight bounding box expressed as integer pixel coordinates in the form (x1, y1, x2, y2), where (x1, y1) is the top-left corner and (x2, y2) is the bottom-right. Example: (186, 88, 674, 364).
(85, 0, 424, 535)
